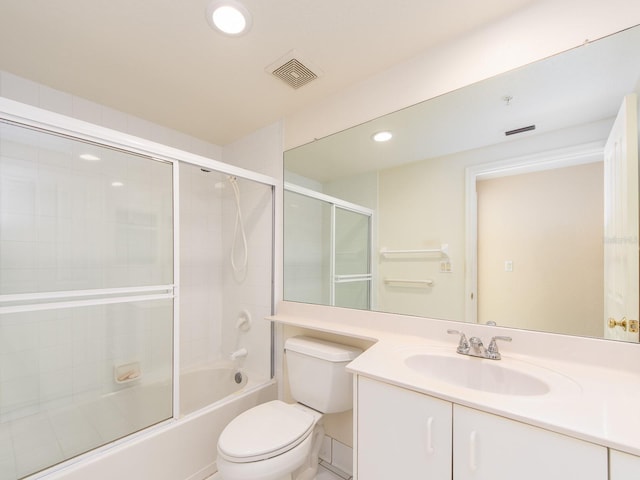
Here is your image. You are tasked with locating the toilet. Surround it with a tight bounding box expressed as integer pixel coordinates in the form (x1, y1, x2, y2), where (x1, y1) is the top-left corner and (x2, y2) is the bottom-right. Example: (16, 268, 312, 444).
(216, 336, 362, 480)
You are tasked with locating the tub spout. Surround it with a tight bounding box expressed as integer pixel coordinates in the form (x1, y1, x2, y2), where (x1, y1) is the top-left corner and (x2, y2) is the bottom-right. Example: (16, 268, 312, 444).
(230, 347, 248, 360)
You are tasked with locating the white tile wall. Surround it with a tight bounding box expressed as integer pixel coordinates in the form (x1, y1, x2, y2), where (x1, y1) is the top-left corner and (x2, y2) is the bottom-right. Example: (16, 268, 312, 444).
(0, 300, 173, 424)
(179, 164, 275, 385)
(330, 438, 353, 476)
(220, 176, 274, 382)
(318, 435, 354, 479)
(179, 164, 224, 370)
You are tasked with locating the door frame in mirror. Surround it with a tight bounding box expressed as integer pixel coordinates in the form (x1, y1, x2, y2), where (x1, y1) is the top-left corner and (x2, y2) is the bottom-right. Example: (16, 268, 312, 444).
(465, 141, 606, 325)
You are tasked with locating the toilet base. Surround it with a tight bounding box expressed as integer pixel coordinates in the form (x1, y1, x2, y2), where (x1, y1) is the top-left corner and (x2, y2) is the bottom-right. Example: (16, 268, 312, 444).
(291, 423, 324, 480)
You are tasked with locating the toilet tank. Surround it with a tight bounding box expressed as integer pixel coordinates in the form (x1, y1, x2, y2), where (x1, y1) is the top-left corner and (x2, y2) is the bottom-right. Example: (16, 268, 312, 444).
(285, 336, 362, 413)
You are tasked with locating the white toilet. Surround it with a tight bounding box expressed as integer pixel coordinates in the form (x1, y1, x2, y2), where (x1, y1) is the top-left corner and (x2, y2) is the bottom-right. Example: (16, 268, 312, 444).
(216, 336, 362, 480)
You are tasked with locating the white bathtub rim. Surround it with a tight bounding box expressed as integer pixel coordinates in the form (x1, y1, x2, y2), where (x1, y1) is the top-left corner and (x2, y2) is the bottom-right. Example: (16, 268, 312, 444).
(31, 379, 276, 480)
(181, 378, 276, 421)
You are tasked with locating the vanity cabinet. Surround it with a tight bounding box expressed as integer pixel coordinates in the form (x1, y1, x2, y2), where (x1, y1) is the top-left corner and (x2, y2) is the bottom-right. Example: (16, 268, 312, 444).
(610, 450, 640, 479)
(356, 376, 608, 480)
(357, 376, 452, 479)
(453, 404, 607, 480)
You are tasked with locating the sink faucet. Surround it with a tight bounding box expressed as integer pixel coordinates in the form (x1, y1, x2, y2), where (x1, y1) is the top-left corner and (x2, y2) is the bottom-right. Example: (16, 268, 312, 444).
(469, 336, 486, 357)
(447, 330, 511, 360)
(446, 329, 469, 354)
(486, 336, 512, 360)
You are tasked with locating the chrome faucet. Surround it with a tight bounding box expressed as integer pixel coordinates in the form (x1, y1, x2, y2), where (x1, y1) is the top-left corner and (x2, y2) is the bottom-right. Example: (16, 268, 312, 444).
(447, 330, 511, 360)
(469, 336, 486, 357)
(446, 329, 469, 354)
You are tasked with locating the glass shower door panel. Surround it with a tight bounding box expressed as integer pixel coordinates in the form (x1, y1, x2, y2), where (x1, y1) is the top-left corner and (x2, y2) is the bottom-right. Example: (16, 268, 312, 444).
(283, 190, 332, 305)
(334, 207, 371, 308)
(334, 281, 370, 309)
(0, 121, 174, 294)
(0, 121, 175, 479)
(0, 298, 173, 479)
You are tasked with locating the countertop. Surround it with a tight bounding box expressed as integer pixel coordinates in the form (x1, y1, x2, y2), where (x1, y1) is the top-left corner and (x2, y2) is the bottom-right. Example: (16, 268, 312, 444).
(270, 302, 640, 457)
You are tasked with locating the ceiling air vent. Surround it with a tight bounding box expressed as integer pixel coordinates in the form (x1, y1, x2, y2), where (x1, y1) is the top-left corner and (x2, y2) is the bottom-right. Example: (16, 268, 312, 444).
(266, 50, 322, 89)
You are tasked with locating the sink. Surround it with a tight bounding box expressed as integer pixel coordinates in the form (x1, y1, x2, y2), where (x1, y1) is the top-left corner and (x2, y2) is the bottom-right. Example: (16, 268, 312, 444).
(404, 352, 555, 396)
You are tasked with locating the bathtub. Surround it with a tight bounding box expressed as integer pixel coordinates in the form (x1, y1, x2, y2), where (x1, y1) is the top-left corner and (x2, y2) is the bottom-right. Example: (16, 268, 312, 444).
(44, 372, 276, 480)
(180, 365, 250, 416)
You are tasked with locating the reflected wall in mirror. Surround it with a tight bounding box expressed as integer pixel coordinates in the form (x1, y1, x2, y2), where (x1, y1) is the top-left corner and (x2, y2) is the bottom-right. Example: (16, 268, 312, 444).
(284, 25, 640, 342)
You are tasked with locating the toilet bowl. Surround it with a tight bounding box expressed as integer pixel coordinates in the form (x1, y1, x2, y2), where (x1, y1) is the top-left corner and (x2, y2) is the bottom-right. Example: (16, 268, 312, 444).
(216, 336, 362, 480)
(217, 401, 323, 480)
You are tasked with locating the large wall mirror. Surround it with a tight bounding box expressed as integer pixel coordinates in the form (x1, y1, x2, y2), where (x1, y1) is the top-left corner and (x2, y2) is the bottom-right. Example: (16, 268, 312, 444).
(284, 25, 640, 342)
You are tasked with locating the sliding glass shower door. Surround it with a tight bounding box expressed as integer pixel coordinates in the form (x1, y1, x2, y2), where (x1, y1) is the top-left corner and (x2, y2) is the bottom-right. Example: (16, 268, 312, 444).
(284, 185, 373, 309)
(333, 206, 372, 309)
(0, 121, 174, 479)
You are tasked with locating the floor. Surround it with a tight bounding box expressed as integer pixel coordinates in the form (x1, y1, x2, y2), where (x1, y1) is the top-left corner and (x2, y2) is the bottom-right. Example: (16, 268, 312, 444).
(208, 463, 350, 480)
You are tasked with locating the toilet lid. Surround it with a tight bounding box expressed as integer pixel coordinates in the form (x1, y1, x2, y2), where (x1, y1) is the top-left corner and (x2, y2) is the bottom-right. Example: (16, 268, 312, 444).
(218, 400, 316, 462)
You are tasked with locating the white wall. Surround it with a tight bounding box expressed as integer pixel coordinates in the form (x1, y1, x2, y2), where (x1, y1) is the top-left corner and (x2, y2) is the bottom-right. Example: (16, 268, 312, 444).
(477, 162, 604, 336)
(223, 121, 283, 180)
(0, 71, 223, 161)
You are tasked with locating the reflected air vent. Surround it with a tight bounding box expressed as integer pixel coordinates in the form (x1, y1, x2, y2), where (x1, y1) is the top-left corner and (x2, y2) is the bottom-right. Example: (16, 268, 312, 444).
(505, 125, 536, 136)
(266, 50, 322, 89)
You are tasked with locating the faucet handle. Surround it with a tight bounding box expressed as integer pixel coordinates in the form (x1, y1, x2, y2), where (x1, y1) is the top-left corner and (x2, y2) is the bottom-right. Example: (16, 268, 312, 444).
(487, 336, 512, 359)
(447, 329, 470, 354)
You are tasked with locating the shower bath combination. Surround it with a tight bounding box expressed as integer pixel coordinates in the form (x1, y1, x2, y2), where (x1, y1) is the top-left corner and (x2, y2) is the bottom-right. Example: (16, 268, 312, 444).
(0, 112, 276, 480)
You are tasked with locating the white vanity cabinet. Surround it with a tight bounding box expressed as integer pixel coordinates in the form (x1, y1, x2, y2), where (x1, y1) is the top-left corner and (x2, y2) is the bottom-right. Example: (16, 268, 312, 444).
(453, 405, 607, 480)
(610, 450, 640, 479)
(356, 376, 452, 479)
(356, 376, 609, 480)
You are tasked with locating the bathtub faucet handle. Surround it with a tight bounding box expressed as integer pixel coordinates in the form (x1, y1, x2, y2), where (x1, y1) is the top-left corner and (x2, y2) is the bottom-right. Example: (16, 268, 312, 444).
(230, 347, 248, 360)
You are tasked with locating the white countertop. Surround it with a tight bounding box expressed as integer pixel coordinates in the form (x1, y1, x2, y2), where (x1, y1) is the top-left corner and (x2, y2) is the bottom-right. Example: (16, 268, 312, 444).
(270, 302, 640, 457)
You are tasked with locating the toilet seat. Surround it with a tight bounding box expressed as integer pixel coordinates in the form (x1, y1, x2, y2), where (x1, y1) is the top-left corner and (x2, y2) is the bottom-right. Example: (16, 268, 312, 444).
(218, 400, 316, 463)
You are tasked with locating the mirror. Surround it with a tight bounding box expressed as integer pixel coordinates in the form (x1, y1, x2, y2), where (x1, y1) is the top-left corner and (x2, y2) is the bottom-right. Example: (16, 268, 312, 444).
(284, 25, 640, 341)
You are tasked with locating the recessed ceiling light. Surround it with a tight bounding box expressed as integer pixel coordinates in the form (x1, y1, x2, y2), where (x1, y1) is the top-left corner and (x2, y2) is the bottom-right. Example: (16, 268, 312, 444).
(372, 131, 393, 142)
(206, 0, 252, 36)
(79, 153, 100, 161)
(111, 181, 124, 187)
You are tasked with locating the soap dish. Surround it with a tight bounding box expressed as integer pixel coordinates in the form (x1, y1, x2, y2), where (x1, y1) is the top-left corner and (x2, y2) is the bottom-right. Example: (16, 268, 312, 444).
(114, 361, 142, 384)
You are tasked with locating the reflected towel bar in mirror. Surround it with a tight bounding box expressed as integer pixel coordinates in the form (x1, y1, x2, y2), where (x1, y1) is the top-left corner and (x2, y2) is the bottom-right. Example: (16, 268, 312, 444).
(380, 244, 449, 258)
(384, 278, 435, 287)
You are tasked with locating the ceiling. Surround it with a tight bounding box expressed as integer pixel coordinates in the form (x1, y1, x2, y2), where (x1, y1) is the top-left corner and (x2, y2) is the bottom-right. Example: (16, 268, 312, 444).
(0, 0, 535, 146)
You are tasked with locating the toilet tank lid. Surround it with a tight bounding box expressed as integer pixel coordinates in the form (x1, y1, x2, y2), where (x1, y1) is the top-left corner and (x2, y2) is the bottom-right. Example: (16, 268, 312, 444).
(284, 336, 362, 362)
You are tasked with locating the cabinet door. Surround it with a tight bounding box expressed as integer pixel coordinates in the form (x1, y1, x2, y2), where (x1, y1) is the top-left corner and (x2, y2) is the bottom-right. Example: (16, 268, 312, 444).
(357, 376, 452, 479)
(610, 450, 640, 479)
(453, 405, 607, 480)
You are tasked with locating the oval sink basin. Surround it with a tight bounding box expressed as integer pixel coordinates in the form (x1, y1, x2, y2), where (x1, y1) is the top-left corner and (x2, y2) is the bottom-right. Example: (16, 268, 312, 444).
(404, 353, 551, 396)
